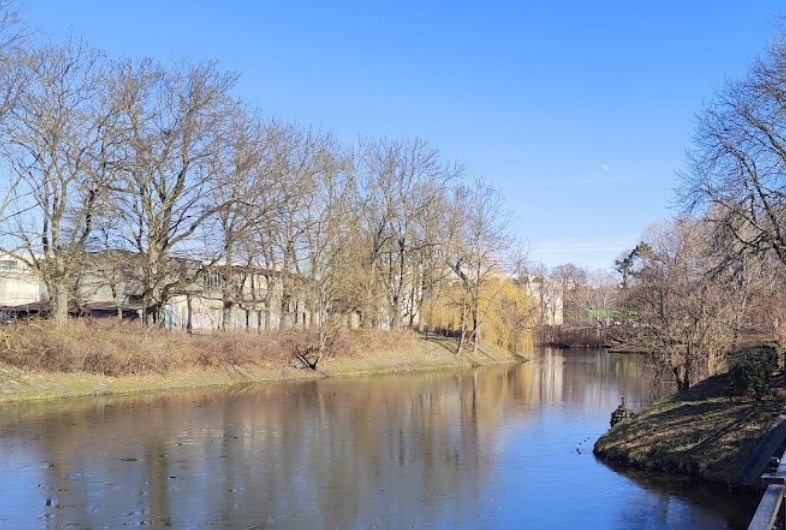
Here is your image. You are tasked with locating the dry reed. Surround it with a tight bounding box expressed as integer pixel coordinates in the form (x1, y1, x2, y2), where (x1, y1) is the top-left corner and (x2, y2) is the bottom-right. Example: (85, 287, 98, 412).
(0, 319, 421, 377)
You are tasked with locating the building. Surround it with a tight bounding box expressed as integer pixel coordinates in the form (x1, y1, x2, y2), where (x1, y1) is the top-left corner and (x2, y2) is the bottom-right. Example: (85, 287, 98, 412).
(523, 275, 564, 326)
(0, 253, 311, 332)
(0, 255, 44, 307)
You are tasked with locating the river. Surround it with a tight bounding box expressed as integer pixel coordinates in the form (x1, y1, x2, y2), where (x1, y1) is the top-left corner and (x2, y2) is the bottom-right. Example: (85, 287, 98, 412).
(0, 349, 758, 528)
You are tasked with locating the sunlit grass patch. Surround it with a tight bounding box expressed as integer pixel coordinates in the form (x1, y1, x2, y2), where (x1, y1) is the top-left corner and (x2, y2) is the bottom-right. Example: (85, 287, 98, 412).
(594, 373, 785, 485)
(0, 321, 525, 402)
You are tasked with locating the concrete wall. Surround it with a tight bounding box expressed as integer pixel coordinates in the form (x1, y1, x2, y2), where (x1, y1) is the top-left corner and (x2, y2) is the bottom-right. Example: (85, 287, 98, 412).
(0, 257, 43, 306)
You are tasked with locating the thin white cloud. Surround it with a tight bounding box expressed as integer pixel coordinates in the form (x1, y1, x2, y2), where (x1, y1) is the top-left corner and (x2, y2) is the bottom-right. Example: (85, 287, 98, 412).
(601, 163, 610, 173)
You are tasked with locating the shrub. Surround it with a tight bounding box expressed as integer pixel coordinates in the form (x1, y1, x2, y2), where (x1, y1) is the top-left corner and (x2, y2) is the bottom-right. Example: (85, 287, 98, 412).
(729, 342, 780, 398)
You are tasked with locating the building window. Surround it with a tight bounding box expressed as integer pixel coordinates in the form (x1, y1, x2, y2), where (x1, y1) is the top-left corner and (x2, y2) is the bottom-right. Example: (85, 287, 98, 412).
(0, 260, 18, 272)
(203, 272, 224, 290)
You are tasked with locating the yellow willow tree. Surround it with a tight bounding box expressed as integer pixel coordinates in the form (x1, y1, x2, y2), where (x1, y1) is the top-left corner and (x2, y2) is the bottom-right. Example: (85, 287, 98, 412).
(443, 179, 512, 354)
(421, 276, 538, 354)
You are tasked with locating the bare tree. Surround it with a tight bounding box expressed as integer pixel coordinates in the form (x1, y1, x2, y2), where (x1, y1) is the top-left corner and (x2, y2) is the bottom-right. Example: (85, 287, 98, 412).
(445, 179, 510, 354)
(250, 124, 337, 331)
(356, 137, 460, 330)
(551, 262, 588, 325)
(200, 109, 287, 331)
(298, 137, 355, 368)
(745, 261, 786, 345)
(103, 59, 238, 324)
(0, 37, 111, 322)
(681, 31, 786, 271)
(581, 268, 622, 342)
(623, 219, 745, 390)
(410, 181, 454, 331)
(675, 28, 786, 379)
(0, 1, 27, 116)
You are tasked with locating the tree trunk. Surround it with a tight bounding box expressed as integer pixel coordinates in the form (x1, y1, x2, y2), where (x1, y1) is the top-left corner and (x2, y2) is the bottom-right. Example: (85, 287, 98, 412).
(222, 300, 233, 332)
(457, 300, 469, 356)
(186, 294, 193, 334)
(673, 366, 690, 391)
(472, 304, 480, 353)
(142, 291, 153, 325)
(51, 281, 70, 324)
(391, 295, 402, 330)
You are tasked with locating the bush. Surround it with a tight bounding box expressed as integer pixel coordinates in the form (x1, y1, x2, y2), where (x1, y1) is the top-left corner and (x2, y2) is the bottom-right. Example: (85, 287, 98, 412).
(729, 342, 780, 398)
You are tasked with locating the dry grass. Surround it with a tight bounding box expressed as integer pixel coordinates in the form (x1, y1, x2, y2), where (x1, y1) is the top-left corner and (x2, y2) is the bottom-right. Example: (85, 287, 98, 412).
(0, 320, 422, 377)
(0, 321, 523, 402)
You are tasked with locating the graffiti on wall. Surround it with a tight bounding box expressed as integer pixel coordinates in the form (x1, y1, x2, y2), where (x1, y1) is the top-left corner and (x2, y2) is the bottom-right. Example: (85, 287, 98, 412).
(164, 297, 218, 331)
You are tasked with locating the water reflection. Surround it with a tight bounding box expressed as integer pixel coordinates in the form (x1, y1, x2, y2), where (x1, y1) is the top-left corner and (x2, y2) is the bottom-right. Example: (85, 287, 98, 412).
(0, 350, 756, 528)
(611, 467, 758, 529)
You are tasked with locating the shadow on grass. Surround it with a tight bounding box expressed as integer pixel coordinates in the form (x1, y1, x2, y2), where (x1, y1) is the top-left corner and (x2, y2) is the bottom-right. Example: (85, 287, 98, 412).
(422, 336, 459, 355)
(595, 373, 785, 484)
(671, 373, 735, 403)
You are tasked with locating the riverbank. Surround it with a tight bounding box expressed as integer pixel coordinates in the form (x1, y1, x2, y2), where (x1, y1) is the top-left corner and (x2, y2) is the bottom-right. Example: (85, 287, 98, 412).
(0, 320, 523, 403)
(593, 372, 786, 487)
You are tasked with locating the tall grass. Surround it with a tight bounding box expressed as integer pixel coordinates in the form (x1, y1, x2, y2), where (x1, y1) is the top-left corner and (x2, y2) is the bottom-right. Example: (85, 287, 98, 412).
(0, 319, 420, 377)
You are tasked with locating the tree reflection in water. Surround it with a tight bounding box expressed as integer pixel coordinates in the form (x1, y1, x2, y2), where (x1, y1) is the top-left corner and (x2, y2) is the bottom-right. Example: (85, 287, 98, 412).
(0, 350, 755, 529)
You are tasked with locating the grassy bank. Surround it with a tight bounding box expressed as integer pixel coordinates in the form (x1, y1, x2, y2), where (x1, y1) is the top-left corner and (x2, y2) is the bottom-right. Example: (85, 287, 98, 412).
(593, 373, 786, 486)
(0, 320, 523, 402)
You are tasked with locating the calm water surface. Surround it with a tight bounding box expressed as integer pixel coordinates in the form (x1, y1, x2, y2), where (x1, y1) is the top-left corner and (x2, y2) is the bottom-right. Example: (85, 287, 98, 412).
(0, 349, 758, 528)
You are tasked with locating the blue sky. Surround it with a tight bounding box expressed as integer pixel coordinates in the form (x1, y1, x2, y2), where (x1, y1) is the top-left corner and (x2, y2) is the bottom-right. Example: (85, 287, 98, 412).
(23, 1, 786, 270)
